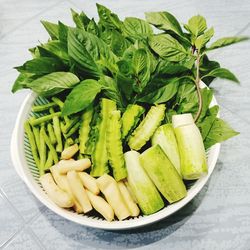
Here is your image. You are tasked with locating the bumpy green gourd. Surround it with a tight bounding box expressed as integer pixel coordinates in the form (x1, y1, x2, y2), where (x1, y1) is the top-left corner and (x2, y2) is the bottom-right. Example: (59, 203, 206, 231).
(121, 104, 145, 139)
(107, 110, 127, 181)
(79, 105, 94, 154)
(91, 98, 116, 177)
(140, 145, 187, 203)
(128, 104, 166, 150)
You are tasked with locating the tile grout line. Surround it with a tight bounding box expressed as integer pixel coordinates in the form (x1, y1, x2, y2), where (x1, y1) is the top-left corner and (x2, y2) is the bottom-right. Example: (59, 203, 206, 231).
(0, 0, 66, 42)
(0, 188, 47, 249)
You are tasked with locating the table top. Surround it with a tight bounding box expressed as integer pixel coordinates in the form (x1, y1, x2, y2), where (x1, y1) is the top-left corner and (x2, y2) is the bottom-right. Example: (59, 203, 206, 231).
(0, 0, 250, 249)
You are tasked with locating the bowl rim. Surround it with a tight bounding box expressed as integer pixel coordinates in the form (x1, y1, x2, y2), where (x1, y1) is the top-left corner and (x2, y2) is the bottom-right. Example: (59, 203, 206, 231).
(11, 88, 221, 230)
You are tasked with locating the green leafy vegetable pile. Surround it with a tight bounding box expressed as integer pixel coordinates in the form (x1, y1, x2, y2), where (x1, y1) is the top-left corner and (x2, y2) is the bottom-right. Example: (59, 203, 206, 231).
(13, 4, 247, 151)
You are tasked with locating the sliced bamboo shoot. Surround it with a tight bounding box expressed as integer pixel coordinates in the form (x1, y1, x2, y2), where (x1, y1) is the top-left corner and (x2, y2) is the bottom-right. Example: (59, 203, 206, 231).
(61, 144, 79, 160)
(67, 171, 92, 213)
(40, 173, 74, 208)
(96, 174, 130, 220)
(86, 190, 114, 222)
(58, 159, 91, 174)
(118, 181, 140, 217)
(78, 172, 100, 195)
(50, 164, 83, 213)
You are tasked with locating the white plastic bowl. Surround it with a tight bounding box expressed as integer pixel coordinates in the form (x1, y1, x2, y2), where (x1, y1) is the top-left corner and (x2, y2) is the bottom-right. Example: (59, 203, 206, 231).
(11, 85, 220, 230)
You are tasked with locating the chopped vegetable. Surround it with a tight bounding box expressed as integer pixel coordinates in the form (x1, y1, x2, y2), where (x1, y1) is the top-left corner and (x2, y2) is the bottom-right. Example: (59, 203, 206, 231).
(67, 170, 92, 213)
(24, 121, 40, 172)
(40, 173, 74, 208)
(44, 151, 53, 170)
(106, 110, 127, 181)
(50, 108, 63, 153)
(140, 145, 187, 203)
(61, 144, 79, 160)
(79, 105, 94, 154)
(121, 104, 145, 139)
(42, 126, 58, 164)
(50, 164, 83, 213)
(32, 102, 57, 112)
(128, 104, 166, 150)
(124, 151, 164, 215)
(173, 113, 207, 180)
(91, 98, 116, 177)
(29, 112, 61, 126)
(58, 159, 91, 174)
(117, 181, 140, 217)
(86, 190, 114, 222)
(96, 174, 130, 220)
(39, 124, 47, 174)
(78, 172, 100, 195)
(152, 124, 181, 175)
(47, 123, 57, 145)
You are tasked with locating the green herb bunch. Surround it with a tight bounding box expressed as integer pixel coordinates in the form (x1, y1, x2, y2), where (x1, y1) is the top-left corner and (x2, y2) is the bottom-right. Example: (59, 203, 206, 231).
(12, 4, 248, 148)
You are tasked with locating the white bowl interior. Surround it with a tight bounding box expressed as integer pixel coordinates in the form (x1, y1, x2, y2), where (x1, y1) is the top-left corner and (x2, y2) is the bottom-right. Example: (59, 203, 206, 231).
(11, 85, 220, 230)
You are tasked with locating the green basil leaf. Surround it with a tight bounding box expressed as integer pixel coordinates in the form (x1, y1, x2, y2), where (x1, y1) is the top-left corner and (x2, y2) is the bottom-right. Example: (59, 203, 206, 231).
(15, 57, 66, 75)
(40, 20, 59, 39)
(98, 76, 125, 108)
(87, 19, 100, 36)
(184, 15, 207, 37)
(39, 41, 69, 62)
(207, 36, 249, 50)
(176, 80, 198, 114)
(204, 118, 239, 149)
(101, 30, 131, 57)
(96, 3, 123, 31)
(198, 105, 219, 140)
(116, 72, 134, 102)
(195, 27, 214, 50)
(138, 77, 180, 104)
(149, 34, 194, 62)
(132, 48, 151, 92)
(145, 11, 183, 37)
(11, 73, 38, 93)
(67, 29, 101, 78)
(27, 72, 80, 97)
(202, 68, 239, 83)
(132, 48, 148, 75)
(28, 47, 40, 59)
(156, 60, 189, 75)
(58, 21, 69, 45)
(71, 9, 90, 29)
(62, 79, 102, 116)
(199, 54, 220, 85)
(123, 17, 153, 42)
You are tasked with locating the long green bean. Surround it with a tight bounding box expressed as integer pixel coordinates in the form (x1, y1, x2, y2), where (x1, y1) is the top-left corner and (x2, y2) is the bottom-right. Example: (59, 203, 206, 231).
(44, 151, 53, 170)
(29, 112, 61, 126)
(64, 121, 80, 138)
(32, 102, 57, 112)
(39, 124, 47, 174)
(61, 116, 79, 134)
(47, 123, 57, 145)
(29, 117, 40, 150)
(42, 127, 59, 164)
(24, 121, 40, 173)
(50, 108, 63, 152)
(51, 97, 64, 109)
